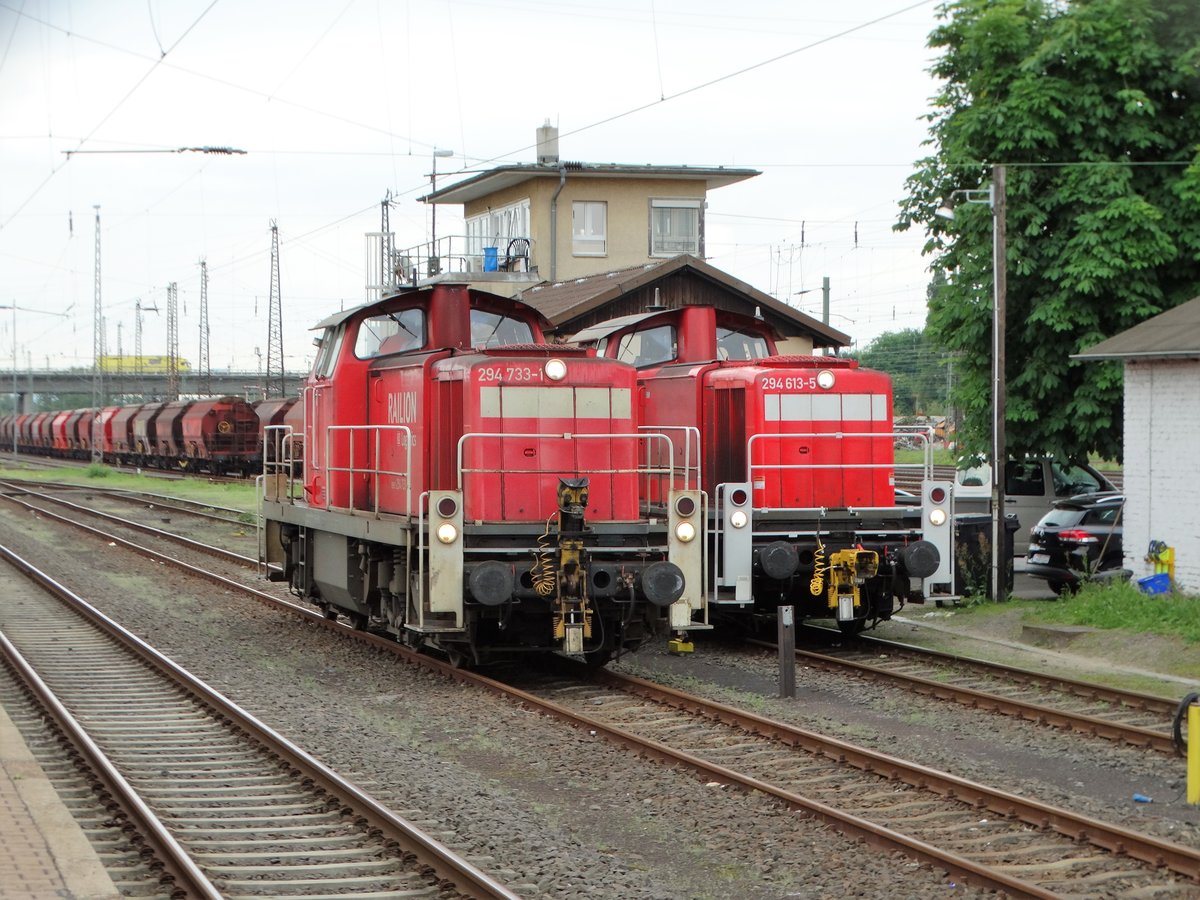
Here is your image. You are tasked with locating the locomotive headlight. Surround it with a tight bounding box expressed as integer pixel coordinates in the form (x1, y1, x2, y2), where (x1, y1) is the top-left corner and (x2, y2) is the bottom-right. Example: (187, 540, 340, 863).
(730, 510, 749, 529)
(544, 358, 567, 381)
(817, 369, 836, 390)
(928, 508, 947, 527)
(674, 521, 696, 543)
(436, 522, 458, 544)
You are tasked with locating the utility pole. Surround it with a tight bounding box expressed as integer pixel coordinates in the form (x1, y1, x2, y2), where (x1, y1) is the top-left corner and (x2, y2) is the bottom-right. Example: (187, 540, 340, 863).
(199, 259, 211, 395)
(135, 299, 145, 399)
(113, 318, 122, 397)
(167, 282, 180, 400)
(992, 165, 1008, 604)
(91, 205, 103, 463)
(266, 221, 284, 400)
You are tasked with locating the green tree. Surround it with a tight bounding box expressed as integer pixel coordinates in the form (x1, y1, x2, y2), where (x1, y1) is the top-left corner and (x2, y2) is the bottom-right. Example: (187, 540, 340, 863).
(898, 0, 1200, 464)
(852, 328, 951, 417)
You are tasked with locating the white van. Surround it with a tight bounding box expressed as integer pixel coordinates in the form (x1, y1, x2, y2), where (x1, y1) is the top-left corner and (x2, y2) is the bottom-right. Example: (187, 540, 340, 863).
(953, 459, 1117, 555)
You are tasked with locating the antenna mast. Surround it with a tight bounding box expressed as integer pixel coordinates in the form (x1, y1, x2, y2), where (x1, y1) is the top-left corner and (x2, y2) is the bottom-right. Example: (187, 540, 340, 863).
(266, 221, 284, 399)
(199, 259, 211, 395)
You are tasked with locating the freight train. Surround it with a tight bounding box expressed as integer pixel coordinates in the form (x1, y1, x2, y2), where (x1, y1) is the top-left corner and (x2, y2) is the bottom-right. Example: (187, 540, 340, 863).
(571, 305, 952, 634)
(257, 283, 706, 667)
(0, 395, 302, 475)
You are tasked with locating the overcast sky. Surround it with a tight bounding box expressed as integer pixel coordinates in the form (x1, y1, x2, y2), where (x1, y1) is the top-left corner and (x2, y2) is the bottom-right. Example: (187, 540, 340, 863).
(1, 0, 943, 376)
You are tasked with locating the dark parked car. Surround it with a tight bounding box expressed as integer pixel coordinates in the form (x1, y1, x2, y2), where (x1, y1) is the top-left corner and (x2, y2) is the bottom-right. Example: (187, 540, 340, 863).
(1026, 493, 1125, 595)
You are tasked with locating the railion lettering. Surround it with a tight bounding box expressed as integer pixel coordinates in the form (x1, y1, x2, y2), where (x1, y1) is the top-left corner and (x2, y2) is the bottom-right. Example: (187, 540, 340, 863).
(387, 390, 418, 424)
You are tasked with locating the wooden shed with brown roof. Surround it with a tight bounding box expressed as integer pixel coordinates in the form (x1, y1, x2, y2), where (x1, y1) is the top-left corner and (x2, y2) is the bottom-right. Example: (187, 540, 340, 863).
(516, 254, 849, 353)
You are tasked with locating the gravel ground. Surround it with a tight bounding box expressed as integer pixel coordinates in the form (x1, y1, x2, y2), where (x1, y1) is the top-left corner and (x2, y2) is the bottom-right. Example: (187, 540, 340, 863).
(6, 485, 1200, 895)
(0, 502, 993, 900)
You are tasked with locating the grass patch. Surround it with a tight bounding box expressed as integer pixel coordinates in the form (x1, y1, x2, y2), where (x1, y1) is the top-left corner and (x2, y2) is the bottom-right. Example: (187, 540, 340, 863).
(0, 462, 258, 514)
(895, 448, 956, 466)
(1035, 579, 1200, 643)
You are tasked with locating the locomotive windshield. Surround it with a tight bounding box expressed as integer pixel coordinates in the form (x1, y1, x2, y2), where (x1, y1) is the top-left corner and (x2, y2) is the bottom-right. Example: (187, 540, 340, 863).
(716, 326, 771, 361)
(470, 309, 534, 348)
(616, 324, 677, 368)
(355, 309, 426, 357)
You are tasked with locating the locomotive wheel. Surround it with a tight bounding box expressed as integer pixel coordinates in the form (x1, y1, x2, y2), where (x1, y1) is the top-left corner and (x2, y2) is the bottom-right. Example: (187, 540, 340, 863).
(349, 612, 369, 630)
(583, 648, 614, 669)
(320, 605, 338, 620)
(836, 618, 866, 637)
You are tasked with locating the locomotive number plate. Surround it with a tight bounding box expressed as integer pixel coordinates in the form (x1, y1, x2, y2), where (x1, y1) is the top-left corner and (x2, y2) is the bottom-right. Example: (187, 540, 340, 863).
(761, 375, 820, 391)
(477, 366, 544, 383)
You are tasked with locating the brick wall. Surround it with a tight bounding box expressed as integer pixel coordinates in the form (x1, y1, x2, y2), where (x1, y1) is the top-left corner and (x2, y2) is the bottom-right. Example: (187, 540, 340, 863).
(1122, 359, 1200, 592)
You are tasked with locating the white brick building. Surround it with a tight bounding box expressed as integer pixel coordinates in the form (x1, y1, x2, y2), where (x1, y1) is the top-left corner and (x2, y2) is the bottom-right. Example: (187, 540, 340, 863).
(1076, 298, 1200, 592)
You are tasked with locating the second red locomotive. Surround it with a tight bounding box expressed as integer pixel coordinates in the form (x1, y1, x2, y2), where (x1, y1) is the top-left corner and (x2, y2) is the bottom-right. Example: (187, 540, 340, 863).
(573, 304, 952, 633)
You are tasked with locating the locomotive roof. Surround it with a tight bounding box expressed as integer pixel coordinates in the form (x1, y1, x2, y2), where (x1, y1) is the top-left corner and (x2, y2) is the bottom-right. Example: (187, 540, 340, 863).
(309, 285, 552, 332)
(568, 306, 783, 345)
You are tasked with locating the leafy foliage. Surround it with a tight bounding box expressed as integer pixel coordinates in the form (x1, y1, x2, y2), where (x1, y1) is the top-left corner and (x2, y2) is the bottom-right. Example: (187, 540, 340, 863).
(898, 0, 1200, 463)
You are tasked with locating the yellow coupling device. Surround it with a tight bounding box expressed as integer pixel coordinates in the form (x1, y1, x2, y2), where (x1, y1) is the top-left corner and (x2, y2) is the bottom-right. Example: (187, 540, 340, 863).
(825, 548, 879, 613)
(551, 478, 592, 654)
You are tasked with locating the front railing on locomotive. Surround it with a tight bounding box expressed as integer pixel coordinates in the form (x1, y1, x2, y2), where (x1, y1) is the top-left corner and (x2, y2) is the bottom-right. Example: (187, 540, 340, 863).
(710, 429, 935, 601)
(636, 425, 702, 512)
(455, 429, 701, 516)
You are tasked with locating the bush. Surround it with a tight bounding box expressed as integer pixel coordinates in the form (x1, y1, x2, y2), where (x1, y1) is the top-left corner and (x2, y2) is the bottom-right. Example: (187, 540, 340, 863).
(85, 463, 110, 478)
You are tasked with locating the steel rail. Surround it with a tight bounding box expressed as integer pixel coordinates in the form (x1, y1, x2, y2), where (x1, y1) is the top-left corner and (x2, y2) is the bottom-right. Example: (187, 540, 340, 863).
(0, 541, 520, 900)
(1, 481, 254, 566)
(748, 635, 1180, 754)
(0, 613, 222, 899)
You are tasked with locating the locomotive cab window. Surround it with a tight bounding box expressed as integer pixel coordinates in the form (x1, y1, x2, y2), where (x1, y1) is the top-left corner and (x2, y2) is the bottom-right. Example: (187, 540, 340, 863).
(356, 309, 426, 358)
(470, 309, 534, 348)
(716, 326, 771, 361)
(314, 325, 344, 379)
(616, 325, 676, 369)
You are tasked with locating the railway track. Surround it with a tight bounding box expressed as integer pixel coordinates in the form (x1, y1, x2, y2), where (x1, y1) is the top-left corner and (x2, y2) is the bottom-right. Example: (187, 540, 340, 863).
(8, 477, 1185, 761)
(510, 661, 1200, 897)
(6, 488, 1198, 895)
(0, 543, 518, 900)
(758, 629, 1187, 755)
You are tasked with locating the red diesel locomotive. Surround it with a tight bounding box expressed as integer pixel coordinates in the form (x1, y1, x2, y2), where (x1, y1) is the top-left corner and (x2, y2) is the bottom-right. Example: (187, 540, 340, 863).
(258, 283, 706, 666)
(573, 305, 953, 634)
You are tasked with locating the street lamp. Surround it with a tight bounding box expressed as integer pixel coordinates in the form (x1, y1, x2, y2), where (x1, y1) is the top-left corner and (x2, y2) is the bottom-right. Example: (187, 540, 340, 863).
(937, 165, 1008, 602)
(0, 303, 71, 455)
(429, 148, 454, 273)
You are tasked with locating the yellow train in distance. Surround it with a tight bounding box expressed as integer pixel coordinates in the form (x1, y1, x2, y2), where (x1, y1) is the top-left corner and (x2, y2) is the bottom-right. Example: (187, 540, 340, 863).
(97, 355, 192, 374)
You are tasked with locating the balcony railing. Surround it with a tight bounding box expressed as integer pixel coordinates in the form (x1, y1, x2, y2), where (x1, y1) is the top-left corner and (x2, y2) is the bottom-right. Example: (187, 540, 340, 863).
(391, 235, 535, 285)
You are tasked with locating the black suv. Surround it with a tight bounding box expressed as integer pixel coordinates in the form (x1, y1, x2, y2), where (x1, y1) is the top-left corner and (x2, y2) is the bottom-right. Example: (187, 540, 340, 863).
(1026, 493, 1124, 596)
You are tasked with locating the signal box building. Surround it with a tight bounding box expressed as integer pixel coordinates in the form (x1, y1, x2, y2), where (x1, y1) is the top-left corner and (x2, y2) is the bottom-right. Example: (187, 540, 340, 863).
(394, 122, 759, 296)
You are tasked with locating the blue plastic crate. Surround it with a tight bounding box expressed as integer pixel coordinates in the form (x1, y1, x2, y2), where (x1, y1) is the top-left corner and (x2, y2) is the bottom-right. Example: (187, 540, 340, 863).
(1137, 573, 1171, 595)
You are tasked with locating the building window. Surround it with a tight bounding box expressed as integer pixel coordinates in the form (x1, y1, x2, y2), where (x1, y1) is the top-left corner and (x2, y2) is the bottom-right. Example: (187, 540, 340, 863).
(572, 201, 607, 256)
(466, 199, 531, 268)
(650, 198, 702, 256)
